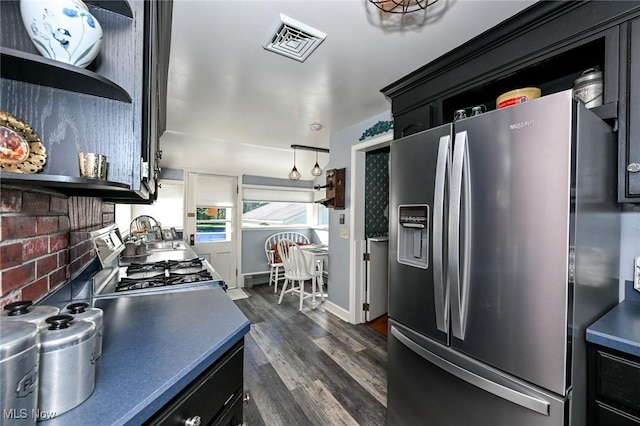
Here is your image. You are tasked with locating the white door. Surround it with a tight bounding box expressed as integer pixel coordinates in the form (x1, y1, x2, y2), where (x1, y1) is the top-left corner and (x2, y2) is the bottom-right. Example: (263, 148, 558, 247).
(365, 237, 389, 321)
(185, 173, 238, 288)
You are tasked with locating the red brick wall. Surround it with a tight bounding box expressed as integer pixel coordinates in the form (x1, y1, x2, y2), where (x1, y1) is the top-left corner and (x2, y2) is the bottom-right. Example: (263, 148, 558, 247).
(0, 186, 115, 307)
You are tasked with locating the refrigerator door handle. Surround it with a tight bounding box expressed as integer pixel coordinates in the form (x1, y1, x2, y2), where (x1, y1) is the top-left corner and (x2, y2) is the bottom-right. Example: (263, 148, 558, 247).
(433, 134, 451, 334)
(391, 326, 551, 416)
(449, 131, 471, 340)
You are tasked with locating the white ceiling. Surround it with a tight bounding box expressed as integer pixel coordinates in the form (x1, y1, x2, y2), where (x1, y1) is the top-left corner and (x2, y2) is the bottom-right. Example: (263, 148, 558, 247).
(161, 0, 537, 178)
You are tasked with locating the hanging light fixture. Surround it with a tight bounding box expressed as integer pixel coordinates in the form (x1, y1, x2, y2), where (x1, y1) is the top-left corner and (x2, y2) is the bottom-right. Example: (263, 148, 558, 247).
(289, 122, 328, 179)
(365, 0, 443, 32)
(309, 122, 323, 176)
(311, 150, 323, 177)
(288, 146, 301, 180)
(368, 0, 439, 14)
(289, 143, 330, 180)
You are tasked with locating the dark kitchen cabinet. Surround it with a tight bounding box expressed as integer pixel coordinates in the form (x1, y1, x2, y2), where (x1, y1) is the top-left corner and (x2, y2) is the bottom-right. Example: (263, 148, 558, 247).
(0, 0, 172, 203)
(587, 344, 640, 425)
(147, 339, 245, 426)
(619, 17, 640, 200)
(381, 1, 640, 203)
(393, 103, 434, 139)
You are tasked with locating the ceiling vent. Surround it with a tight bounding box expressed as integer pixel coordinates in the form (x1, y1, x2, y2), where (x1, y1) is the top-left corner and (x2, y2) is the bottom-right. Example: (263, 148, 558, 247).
(262, 14, 327, 62)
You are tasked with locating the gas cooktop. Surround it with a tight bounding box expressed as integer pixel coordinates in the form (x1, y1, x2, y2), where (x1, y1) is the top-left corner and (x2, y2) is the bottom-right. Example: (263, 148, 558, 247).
(89, 224, 225, 298)
(114, 258, 215, 293)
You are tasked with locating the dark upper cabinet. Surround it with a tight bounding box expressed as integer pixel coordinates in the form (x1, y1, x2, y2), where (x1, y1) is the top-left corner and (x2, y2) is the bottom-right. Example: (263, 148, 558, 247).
(0, 0, 172, 203)
(382, 1, 640, 204)
(620, 17, 640, 200)
(393, 104, 434, 139)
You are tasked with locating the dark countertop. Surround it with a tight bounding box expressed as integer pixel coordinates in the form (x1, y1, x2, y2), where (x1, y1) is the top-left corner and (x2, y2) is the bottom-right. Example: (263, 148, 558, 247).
(586, 298, 640, 358)
(40, 286, 250, 425)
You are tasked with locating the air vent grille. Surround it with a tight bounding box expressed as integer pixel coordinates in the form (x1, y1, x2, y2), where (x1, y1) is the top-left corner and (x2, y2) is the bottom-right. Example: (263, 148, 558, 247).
(262, 14, 327, 62)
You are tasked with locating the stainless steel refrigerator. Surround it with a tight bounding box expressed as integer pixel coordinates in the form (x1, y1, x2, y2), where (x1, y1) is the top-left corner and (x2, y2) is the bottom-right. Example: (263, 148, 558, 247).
(387, 90, 621, 426)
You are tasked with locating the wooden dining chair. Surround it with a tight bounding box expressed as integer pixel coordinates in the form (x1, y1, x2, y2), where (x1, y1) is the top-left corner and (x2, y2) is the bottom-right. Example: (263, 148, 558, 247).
(276, 238, 317, 310)
(265, 232, 310, 293)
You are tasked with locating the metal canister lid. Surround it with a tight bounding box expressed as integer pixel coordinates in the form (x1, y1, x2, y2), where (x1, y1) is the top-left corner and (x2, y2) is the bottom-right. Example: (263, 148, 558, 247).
(39, 315, 96, 353)
(0, 320, 39, 359)
(1, 301, 60, 329)
(573, 68, 602, 87)
(64, 302, 103, 323)
(64, 302, 104, 358)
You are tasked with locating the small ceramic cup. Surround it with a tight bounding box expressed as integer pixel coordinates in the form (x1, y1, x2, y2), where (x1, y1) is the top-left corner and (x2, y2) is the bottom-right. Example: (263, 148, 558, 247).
(78, 152, 107, 179)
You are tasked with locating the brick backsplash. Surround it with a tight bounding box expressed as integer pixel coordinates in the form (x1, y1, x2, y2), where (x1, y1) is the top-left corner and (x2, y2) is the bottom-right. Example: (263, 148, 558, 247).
(0, 186, 114, 307)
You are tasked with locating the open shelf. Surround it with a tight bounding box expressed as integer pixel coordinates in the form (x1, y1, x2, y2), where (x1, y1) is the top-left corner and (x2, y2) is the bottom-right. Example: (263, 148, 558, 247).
(442, 37, 610, 123)
(0, 172, 132, 196)
(1, 48, 132, 103)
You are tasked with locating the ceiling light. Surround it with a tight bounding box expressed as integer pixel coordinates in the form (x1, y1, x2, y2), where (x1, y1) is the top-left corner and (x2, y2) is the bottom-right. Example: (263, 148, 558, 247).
(368, 0, 439, 14)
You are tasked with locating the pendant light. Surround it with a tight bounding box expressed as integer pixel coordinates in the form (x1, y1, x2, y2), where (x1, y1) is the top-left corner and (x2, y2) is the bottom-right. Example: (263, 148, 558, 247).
(310, 122, 323, 176)
(311, 150, 323, 176)
(289, 147, 301, 180)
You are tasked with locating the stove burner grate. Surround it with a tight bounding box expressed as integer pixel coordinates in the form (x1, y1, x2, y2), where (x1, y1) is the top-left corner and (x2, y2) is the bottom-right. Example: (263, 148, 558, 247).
(126, 258, 204, 274)
(115, 268, 214, 292)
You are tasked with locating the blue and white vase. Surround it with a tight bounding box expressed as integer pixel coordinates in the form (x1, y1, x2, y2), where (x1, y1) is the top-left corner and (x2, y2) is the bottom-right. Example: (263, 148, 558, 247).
(20, 0, 103, 68)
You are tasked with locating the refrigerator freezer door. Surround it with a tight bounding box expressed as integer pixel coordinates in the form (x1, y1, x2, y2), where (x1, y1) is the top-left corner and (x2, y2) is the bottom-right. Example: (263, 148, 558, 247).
(389, 124, 451, 344)
(449, 91, 574, 395)
(387, 321, 567, 426)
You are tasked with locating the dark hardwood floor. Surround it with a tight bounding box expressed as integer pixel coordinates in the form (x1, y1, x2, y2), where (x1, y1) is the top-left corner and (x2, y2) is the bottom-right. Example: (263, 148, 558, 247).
(367, 314, 388, 337)
(233, 284, 388, 426)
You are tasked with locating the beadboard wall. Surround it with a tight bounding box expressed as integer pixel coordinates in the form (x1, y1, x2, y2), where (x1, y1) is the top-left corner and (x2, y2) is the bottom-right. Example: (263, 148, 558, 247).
(0, 186, 114, 307)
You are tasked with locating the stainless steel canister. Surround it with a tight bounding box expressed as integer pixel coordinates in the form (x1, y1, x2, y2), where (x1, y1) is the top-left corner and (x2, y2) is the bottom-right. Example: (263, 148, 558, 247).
(573, 68, 603, 109)
(0, 321, 39, 425)
(38, 315, 97, 415)
(63, 303, 103, 359)
(1, 301, 59, 330)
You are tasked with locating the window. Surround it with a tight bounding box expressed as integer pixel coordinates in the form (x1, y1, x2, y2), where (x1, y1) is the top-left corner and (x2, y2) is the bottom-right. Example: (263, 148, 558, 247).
(196, 206, 231, 242)
(241, 185, 327, 228)
(115, 180, 184, 237)
(318, 203, 328, 227)
(242, 201, 311, 226)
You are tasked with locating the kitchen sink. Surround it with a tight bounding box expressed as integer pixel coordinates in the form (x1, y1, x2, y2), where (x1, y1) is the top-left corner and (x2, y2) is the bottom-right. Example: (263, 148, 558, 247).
(146, 241, 187, 252)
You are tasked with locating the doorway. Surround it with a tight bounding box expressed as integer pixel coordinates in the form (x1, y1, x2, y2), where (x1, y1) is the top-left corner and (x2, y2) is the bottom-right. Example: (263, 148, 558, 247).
(348, 133, 393, 325)
(185, 172, 238, 288)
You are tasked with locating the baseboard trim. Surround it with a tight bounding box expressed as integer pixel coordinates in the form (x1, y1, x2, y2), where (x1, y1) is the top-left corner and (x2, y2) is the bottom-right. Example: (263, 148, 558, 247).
(242, 272, 270, 288)
(323, 300, 350, 323)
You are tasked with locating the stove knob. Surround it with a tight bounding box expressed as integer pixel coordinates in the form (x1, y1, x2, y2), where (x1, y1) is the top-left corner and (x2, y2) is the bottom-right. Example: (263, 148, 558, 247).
(184, 416, 201, 426)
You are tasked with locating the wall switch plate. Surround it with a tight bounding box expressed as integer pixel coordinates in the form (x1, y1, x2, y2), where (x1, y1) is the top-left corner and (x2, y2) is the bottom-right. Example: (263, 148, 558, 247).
(340, 228, 349, 239)
(635, 256, 640, 292)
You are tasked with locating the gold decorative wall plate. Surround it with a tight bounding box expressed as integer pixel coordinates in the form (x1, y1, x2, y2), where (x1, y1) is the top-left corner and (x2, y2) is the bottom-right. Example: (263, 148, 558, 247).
(0, 111, 47, 173)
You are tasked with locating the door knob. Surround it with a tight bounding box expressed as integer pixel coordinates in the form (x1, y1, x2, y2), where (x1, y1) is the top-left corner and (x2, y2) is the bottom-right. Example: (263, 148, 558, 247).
(627, 163, 640, 173)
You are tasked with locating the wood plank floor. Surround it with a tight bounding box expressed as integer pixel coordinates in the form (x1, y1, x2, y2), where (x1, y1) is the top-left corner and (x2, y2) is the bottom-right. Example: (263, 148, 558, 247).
(367, 314, 388, 337)
(233, 284, 388, 426)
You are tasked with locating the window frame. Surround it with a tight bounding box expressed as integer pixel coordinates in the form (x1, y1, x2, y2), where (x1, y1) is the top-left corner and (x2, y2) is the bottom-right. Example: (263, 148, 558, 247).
(241, 184, 327, 230)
